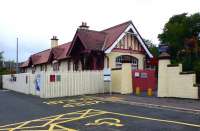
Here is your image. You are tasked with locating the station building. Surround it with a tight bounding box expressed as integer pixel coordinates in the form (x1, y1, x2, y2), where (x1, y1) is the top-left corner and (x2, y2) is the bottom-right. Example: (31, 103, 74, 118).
(20, 21, 153, 73)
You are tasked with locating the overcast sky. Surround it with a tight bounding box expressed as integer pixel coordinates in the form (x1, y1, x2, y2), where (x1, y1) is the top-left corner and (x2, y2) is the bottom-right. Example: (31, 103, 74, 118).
(0, 0, 199, 62)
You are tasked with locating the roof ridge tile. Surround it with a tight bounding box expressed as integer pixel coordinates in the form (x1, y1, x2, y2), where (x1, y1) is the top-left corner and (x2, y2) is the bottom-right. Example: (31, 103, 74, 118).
(102, 20, 132, 31)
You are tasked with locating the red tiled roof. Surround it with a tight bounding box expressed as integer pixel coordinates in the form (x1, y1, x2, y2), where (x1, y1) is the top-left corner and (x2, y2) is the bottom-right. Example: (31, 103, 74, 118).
(31, 49, 51, 65)
(102, 21, 131, 50)
(68, 21, 131, 54)
(21, 42, 71, 67)
(76, 29, 107, 50)
(20, 59, 29, 68)
(52, 42, 71, 60)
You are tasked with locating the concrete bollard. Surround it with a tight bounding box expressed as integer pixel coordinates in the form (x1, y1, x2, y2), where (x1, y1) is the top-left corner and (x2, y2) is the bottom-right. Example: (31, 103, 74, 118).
(147, 88, 153, 96)
(135, 87, 140, 96)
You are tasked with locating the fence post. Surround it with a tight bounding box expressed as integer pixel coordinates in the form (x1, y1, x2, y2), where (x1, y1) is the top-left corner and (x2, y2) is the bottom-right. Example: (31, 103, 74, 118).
(0, 75, 2, 89)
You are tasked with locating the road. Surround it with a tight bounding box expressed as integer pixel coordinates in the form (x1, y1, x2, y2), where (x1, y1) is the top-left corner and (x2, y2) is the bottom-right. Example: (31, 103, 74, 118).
(0, 90, 200, 131)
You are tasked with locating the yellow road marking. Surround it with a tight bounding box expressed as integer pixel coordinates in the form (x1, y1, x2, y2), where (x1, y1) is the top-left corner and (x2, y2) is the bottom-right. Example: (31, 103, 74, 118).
(9, 121, 30, 131)
(86, 118, 124, 127)
(43, 114, 65, 126)
(43, 97, 104, 108)
(101, 110, 200, 128)
(0, 109, 107, 131)
(53, 109, 107, 125)
(80, 109, 93, 118)
(0, 109, 91, 129)
(49, 124, 77, 131)
(1, 108, 200, 130)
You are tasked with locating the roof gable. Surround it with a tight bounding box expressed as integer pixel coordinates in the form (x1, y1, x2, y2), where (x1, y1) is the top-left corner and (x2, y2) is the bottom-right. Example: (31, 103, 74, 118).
(68, 29, 106, 56)
(103, 21, 153, 58)
(102, 21, 131, 50)
(76, 29, 106, 50)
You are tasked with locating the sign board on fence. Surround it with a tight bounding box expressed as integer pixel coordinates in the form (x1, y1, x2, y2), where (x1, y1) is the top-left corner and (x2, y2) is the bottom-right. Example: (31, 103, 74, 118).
(134, 72, 140, 77)
(103, 69, 111, 81)
(35, 74, 41, 92)
(140, 73, 148, 78)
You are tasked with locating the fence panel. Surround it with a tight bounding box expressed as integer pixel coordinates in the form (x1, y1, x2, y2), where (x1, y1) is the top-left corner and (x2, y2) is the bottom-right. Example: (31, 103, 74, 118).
(2, 70, 104, 98)
(2, 73, 30, 94)
(40, 71, 104, 98)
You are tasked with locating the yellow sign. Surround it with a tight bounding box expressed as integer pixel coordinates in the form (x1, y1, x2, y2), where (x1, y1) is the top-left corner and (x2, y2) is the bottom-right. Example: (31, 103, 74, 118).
(86, 118, 124, 127)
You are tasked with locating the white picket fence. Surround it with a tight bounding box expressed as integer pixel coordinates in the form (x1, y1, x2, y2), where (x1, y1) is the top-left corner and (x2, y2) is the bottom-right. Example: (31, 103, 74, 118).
(2, 71, 104, 98)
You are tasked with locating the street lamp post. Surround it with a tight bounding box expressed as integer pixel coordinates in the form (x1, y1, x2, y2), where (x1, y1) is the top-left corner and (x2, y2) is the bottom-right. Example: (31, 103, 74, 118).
(16, 37, 19, 74)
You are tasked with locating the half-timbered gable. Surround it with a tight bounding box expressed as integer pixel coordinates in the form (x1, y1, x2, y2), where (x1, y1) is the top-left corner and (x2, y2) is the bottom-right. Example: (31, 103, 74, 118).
(114, 32, 145, 53)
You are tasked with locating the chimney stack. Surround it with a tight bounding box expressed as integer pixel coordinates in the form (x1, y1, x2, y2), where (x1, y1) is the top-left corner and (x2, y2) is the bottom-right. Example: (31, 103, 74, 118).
(79, 22, 89, 30)
(51, 36, 58, 48)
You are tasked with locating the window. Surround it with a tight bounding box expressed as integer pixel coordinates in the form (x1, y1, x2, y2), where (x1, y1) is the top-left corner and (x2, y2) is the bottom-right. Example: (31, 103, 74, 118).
(52, 60, 59, 71)
(32, 65, 36, 74)
(67, 60, 71, 71)
(40, 65, 43, 71)
(115, 55, 138, 69)
(45, 65, 47, 71)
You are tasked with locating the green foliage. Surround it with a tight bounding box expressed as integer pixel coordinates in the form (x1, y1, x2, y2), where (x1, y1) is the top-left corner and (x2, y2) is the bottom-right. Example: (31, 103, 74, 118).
(0, 52, 3, 61)
(144, 39, 159, 58)
(0, 52, 3, 68)
(0, 52, 12, 75)
(158, 12, 200, 83)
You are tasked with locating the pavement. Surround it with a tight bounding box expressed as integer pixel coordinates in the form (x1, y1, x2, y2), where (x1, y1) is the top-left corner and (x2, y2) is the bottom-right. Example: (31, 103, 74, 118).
(0, 90, 200, 131)
(93, 93, 200, 113)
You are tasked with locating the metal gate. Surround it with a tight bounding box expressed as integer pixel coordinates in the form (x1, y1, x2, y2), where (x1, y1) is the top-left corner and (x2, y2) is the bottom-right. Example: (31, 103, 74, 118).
(132, 70, 157, 93)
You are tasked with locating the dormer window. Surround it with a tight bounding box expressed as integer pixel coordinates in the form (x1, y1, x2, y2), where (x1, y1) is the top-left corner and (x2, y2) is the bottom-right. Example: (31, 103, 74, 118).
(52, 60, 59, 71)
(32, 65, 36, 74)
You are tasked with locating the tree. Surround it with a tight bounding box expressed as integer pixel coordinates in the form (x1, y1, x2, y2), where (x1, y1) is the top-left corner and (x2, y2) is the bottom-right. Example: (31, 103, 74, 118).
(0, 52, 4, 68)
(144, 39, 159, 58)
(158, 12, 200, 82)
(0, 52, 12, 75)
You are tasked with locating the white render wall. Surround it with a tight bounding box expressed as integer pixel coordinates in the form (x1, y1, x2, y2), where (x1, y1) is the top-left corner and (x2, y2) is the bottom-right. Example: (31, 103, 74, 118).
(158, 59, 198, 99)
(3, 71, 104, 98)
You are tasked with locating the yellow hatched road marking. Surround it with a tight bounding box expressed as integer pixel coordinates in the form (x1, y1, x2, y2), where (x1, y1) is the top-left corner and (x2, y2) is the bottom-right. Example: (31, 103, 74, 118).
(9, 121, 30, 131)
(0, 108, 200, 130)
(0, 109, 107, 131)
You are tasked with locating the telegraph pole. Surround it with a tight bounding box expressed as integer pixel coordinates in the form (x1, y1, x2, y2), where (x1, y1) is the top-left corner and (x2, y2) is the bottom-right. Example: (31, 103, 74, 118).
(16, 37, 19, 73)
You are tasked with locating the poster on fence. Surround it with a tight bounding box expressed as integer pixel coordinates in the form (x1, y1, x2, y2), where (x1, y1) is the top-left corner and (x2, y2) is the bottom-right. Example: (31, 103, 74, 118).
(35, 74, 42, 96)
